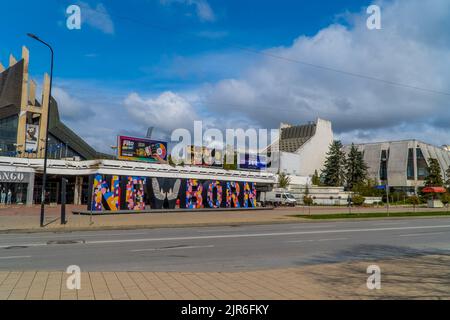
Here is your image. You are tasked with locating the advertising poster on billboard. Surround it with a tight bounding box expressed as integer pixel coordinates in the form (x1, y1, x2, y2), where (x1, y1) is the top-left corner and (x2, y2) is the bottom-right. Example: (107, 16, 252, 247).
(25, 124, 39, 153)
(238, 153, 267, 171)
(186, 145, 223, 167)
(117, 136, 167, 163)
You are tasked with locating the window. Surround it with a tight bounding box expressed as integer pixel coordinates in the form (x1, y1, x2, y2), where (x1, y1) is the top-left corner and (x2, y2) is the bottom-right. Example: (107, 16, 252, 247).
(379, 150, 388, 181)
(47, 134, 85, 160)
(0, 115, 18, 156)
(416, 148, 428, 180)
(407, 148, 415, 180)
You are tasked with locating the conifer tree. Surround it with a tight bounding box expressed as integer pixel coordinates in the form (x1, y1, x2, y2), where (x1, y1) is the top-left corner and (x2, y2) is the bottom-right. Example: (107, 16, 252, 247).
(321, 140, 346, 187)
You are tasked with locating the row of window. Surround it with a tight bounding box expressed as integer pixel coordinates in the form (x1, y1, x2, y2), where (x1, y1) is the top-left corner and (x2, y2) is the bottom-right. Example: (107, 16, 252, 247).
(379, 148, 429, 181)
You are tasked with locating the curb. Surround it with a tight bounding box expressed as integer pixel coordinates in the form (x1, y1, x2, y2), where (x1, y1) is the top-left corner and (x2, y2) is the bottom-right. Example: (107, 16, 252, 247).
(0, 218, 301, 234)
(73, 207, 274, 215)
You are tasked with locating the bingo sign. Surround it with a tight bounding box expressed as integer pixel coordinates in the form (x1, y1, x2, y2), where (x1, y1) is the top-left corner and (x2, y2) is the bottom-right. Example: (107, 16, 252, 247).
(117, 136, 167, 163)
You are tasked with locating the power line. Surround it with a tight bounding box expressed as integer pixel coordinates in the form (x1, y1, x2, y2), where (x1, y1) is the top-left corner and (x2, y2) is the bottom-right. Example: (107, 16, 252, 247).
(57, 0, 450, 97)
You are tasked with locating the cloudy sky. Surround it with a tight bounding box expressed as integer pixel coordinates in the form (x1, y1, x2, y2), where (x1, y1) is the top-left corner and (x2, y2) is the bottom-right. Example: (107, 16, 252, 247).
(1, 0, 449, 153)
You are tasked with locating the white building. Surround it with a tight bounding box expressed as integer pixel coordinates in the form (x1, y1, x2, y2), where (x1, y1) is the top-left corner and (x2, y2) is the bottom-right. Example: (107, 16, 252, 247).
(266, 118, 334, 177)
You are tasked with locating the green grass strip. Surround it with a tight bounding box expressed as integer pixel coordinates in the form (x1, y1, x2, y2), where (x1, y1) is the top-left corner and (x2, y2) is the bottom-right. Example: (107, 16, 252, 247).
(291, 211, 450, 220)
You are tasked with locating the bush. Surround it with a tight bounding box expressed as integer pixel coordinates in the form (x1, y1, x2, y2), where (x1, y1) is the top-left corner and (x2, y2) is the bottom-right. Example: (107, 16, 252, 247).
(352, 195, 366, 206)
(303, 196, 314, 206)
(406, 195, 420, 206)
(441, 193, 450, 205)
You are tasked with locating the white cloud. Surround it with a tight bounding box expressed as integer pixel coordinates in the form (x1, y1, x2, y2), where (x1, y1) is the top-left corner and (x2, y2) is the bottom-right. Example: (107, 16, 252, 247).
(54, 0, 450, 153)
(77, 1, 115, 34)
(124, 91, 198, 133)
(194, 0, 450, 145)
(161, 0, 216, 22)
(52, 87, 90, 121)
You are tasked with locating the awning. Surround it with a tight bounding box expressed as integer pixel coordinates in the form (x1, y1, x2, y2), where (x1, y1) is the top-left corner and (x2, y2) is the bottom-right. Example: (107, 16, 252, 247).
(422, 187, 447, 193)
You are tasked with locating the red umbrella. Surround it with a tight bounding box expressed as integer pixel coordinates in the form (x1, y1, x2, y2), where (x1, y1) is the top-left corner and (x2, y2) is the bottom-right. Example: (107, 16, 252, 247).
(422, 187, 447, 193)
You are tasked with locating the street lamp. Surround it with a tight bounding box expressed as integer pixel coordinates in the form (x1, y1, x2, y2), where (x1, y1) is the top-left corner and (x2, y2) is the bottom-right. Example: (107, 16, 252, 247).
(382, 156, 390, 215)
(27, 33, 54, 227)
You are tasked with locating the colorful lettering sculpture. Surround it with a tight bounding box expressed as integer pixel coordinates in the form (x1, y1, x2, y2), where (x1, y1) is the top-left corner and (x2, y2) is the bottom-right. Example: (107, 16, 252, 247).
(226, 181, 241, 208)
(207, 180, 222, 208)
(89, 175, 258, 212)
(186, 179, 204, 209)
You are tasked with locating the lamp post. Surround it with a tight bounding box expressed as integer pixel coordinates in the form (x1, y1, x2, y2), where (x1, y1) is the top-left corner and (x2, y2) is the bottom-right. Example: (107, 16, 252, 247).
(27, 33, 53, 227)
(382, 156, 390, 216)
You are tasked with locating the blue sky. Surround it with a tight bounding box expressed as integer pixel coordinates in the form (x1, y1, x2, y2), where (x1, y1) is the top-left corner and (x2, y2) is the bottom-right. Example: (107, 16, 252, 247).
(1, 0, 450, 153)
(2, 0, 369, 89)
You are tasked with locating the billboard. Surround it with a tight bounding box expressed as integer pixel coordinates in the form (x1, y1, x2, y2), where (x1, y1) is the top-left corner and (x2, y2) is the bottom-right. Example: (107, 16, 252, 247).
(238, 153, 267, 171)
(25, 124, 39, 153)
(186, 145, 223, 167)
(117, 136, 167, 163)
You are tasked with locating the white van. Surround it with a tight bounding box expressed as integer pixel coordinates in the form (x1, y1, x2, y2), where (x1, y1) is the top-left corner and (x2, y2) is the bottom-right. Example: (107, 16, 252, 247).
(261, 189, 297, 207)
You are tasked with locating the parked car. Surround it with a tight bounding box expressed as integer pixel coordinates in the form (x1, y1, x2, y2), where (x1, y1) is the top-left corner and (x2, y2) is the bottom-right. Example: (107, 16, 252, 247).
(261, 189, 297, 207)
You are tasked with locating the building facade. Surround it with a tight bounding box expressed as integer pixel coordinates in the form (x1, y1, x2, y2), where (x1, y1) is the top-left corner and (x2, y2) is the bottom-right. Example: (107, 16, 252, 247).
(0, 46, 107, 160)
(266, 118, 334, 177)
(348, 140, 450, 193)
(0, 156, 275, 208)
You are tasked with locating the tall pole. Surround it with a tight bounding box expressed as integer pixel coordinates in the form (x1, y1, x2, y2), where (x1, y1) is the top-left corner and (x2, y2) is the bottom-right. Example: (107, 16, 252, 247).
(27, 33, 53, 227)
(385, 158, 390, 216)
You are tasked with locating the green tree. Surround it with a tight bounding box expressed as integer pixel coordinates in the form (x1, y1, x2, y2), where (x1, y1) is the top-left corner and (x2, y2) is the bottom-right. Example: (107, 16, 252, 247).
(167, 154, 176, 167)
(304, 184, 310, 196)
(345, 144, 368, 190)
(446, 166, 450, 187)
(440, 193, 450, 206)
(311, 170, 321, 186)
(352, 195, 366, 206)
(352, 179, 383, 197)
(407, 195, 421, 212)
(321, 140, 346, 187)
(424, 158, 443, 187)
(277, 172, 291, 189)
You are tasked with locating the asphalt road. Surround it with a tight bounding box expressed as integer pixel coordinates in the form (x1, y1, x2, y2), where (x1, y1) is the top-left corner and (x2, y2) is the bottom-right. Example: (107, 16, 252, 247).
(0, 217, 450, 271)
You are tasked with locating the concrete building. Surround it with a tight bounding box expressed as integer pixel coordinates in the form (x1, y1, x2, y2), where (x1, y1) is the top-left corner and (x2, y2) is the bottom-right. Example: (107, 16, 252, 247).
(266, 118, 334, 177)
(347, 140, 450, 193)
(0, 46, 107, 160)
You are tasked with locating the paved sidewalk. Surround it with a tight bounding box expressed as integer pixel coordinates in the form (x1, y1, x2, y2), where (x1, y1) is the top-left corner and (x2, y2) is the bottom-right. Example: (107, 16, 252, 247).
(1, 254, 449, 300)
(0, 207, 298, 233)
(0, 205, 447, 233)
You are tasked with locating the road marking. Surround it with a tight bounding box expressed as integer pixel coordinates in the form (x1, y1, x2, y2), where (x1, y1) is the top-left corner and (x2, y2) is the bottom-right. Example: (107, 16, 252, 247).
(287, 238, 348, 243)
(2, 224, 450, 248)
(0, 255, 31, 260)
(0, 232, 149, 241)
(131, 245, 214, 252)
(372, 222, 409, 226)
(196, 228, 246, 233)
(317, 237, 348, 242)
(399, 232, 446, 237)
(289, 224, 337, 229)
(84, 224, 450, 245)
